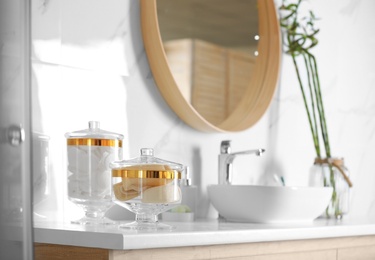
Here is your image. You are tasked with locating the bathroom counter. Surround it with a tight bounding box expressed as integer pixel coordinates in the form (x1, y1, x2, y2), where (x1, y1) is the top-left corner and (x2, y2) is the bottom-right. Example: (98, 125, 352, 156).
(34, 217, 375, 250)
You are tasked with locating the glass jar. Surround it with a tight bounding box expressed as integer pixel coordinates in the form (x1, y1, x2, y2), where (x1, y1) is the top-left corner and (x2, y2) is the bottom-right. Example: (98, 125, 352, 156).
(111, 148, 185, 230)
(309, 157, 352, 219)
(32, 132, 50, 220)
(65, 121, 123, 225)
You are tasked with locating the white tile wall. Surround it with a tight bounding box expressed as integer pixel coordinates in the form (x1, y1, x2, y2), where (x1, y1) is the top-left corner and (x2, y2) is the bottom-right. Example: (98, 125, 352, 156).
(31, 0, 375, 221)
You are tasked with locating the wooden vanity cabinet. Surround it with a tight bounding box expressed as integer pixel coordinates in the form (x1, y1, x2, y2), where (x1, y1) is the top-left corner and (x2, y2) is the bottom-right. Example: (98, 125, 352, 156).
(35, 235, 375, 260)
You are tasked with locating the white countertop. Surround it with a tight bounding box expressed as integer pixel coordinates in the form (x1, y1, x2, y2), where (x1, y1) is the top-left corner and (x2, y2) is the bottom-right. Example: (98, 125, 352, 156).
(34, 217, 375, 250)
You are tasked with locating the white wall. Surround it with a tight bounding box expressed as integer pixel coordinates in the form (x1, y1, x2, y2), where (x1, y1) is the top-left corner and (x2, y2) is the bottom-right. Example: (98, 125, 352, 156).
(31, 0, 375, 221)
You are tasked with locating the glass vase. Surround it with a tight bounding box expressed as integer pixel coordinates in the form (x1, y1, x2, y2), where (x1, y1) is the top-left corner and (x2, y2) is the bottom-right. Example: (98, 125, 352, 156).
(309, 157, 352, 219)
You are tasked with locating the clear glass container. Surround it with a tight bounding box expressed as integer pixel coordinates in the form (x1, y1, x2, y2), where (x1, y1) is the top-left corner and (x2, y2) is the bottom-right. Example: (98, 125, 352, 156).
(65, 121, 123, 225)
(110, 148, 185, 230)
(309, 157, 351, 219)
(32, 132, 50, 220)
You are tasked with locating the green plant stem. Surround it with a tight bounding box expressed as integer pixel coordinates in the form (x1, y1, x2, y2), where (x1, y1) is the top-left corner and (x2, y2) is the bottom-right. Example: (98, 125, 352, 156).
(309, 54, 331, 157)
(307, 54, 326, 152)
(291, 55, 321, 157)
(303, 53, 320, 156)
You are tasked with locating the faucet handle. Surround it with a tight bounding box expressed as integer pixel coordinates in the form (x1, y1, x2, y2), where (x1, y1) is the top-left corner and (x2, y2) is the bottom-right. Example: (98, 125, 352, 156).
(220, 140, 231, 154)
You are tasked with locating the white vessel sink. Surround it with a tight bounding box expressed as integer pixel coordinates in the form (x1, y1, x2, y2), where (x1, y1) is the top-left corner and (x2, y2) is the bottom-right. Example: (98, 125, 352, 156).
(208, 185, 333, 223)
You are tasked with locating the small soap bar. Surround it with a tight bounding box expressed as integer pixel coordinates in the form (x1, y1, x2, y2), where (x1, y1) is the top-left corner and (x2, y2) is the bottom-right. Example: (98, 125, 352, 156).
(161, 212, 194, 222)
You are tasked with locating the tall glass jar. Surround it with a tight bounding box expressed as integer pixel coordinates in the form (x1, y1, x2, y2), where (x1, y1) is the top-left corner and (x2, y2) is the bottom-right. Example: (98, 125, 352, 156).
(65, 121, 123, 225)
(309, 157, 352, 219)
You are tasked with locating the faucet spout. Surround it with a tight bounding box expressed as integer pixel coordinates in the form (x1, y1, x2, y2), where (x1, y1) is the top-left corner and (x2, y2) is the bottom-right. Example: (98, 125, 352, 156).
(218, 141, 265, 185)
(228, 149, 265, 162)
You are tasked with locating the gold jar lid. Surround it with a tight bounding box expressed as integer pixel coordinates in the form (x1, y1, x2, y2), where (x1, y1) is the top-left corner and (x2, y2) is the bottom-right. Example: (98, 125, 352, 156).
(110, 148, 184, 179)
(67, 138, 122, 147)
(112, 167, 181, 179)
(65, 121, 123, 147)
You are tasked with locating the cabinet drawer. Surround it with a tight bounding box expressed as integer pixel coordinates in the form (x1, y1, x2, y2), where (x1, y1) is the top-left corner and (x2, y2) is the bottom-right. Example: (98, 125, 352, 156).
(338, 245, 375, 260)
(218, 250, 337, 260)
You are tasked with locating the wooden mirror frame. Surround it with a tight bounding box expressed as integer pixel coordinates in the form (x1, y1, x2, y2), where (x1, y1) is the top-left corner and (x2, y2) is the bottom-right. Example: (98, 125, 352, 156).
(141, 0, 281, 132)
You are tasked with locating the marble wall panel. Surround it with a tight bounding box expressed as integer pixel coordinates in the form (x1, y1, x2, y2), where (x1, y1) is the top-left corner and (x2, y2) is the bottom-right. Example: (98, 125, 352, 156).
(31, 0, 375, 220)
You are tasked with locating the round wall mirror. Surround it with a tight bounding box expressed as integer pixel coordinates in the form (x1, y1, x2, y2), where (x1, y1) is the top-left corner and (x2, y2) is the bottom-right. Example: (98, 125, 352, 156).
(141, 0, 281, 132)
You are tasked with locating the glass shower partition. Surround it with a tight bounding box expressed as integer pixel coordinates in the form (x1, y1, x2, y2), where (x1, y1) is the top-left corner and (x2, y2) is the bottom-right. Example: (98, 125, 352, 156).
(0, 0, 34, 259)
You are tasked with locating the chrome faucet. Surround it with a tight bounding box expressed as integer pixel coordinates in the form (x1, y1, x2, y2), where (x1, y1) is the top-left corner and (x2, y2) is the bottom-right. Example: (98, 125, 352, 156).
(218, 140, 265, 185)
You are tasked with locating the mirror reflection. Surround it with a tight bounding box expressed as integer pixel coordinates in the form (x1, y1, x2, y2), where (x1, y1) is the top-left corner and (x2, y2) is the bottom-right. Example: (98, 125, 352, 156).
(157, 0, 259, 125)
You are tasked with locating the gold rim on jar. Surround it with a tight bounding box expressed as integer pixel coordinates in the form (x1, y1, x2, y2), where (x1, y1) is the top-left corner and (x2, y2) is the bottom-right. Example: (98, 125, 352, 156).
(112, 169, 181, 179)
(67, 138, 122, 147)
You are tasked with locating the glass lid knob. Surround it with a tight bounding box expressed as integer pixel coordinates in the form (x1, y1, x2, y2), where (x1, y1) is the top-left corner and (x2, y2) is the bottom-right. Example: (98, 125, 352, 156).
(141, 148, 154, 156)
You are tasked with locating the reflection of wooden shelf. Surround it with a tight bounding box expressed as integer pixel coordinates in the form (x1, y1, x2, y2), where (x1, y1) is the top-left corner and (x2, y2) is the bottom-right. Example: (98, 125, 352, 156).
(227, 50, 256, 116)
(163, 39, 194, 103)
(163, 39, 256, 126)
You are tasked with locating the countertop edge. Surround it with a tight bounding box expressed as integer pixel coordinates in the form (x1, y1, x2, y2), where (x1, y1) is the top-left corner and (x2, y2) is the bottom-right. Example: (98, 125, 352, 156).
(118, 223, 375, 250)
(33, 218, 375, 250)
